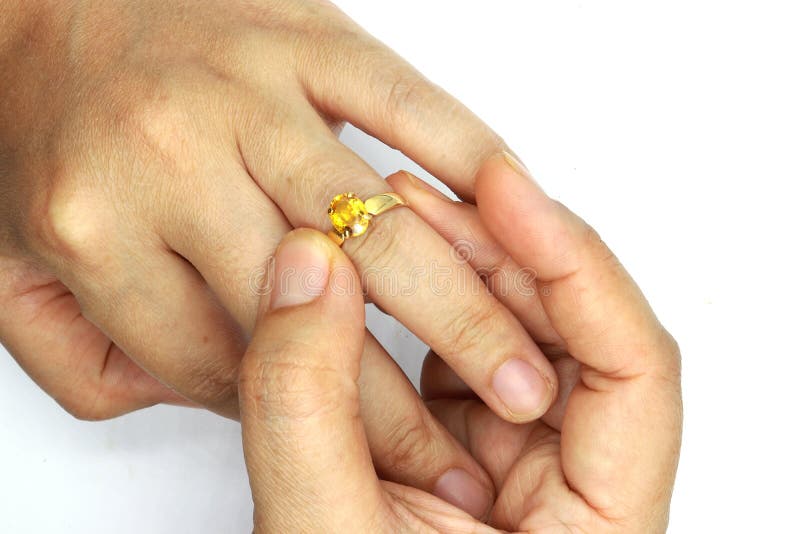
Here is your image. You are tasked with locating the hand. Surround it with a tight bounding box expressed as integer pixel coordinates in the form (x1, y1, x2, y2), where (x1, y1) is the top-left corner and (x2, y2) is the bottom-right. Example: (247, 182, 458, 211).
(240, 228, 499, 531)
(238, 156, 682, 532)
(1, 0, 556, 421)
(395, 154, 684, 532)
(0, 0, 558, 514)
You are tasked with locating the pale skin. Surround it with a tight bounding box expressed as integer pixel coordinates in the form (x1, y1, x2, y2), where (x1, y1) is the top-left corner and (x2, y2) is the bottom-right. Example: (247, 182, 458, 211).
(240, 157, 682, 532)
(0, 0, 681, 528)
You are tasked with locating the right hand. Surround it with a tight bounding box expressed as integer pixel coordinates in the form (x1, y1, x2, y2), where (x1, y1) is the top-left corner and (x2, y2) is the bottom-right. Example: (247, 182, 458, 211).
(0, 0, 561, 516)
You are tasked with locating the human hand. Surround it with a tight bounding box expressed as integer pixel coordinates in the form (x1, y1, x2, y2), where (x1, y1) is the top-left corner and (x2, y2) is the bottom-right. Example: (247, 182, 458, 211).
(0, 0, 557, 430)
(390, 154, 683, 532)
(239, 158, 682, 531)
(240, 228, 501, 532)
(1, 0, 574, 514)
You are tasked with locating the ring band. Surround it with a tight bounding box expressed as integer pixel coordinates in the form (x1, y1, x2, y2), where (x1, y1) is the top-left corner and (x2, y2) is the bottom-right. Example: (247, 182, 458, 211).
(327, 192, 407, 246)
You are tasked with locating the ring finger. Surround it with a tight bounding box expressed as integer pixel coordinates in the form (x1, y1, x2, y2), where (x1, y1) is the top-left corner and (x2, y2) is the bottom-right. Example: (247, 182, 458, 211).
(238, 106, 558, 424)
(156, 161, 497, 517)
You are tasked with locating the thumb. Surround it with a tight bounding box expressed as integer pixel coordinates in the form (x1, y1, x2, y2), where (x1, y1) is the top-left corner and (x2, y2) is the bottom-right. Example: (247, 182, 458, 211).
(238, 229, 384, 533)
(475, 153, 682, 528)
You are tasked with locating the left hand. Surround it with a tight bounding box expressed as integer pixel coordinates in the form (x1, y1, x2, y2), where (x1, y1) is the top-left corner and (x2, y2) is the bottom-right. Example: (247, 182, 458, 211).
(1, 0, 555, 429)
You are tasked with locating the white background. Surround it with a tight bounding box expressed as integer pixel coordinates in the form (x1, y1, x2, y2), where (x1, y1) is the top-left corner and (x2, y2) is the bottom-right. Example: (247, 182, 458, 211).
(2, 1, 799, 532)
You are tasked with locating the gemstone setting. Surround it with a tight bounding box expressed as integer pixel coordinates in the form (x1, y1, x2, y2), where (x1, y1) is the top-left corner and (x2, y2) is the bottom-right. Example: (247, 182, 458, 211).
(328, 192, 370, 238)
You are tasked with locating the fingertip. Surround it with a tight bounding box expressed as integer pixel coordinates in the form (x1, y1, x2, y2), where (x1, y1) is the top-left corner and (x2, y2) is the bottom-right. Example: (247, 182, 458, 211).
(474, 152, 550, 210)
(260, 228, 366, 343)
(387, 170, 453, 204)
(384, 171, 410, 200)
(491, 357, 558, 424)
(433, 468, 494, 520)
(265, 228, 334, 313)
(387, 171, 481, 248)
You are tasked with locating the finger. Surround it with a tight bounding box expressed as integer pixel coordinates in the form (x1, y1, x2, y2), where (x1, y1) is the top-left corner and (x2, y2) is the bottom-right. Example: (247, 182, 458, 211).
(422, 344, 580, 431)
(389, 171, 583, 429)
(475, 152, 682, 522)
(0, 258, 189, 420)
(238, 114, 558, 423)
(154, 164, 291, 333)
(39, 229, 247, 418)
(239, 229, 385, 532)
(476, 153, 681, 381)
(425, 398, 607, 532)
(387, 171, 563, 346)
(294, 12, 506, 201)
(424, 397, 532, 494)
(420, 350, 474, 401)
(155, 160, 494, 516)
(360, 335, 493, 520)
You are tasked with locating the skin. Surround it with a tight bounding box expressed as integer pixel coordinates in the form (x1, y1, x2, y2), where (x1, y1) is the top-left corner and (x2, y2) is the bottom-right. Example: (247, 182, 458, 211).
(0, 0, 571, 514)
(239, 157, 682, 532)
(0, 1, 682, 525)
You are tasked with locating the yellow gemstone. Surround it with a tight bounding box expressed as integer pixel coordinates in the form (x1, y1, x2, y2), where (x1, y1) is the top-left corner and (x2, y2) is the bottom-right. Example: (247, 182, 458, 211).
(328, 193, 370, 237)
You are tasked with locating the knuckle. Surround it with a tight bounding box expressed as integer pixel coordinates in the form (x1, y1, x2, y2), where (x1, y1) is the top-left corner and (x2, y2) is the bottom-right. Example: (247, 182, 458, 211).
(660, 329, 681, 360)
(61, 405, 104, 422)
(287, 148, 335, 204)
(117, 89, 195, 174)
(292, 0, 351, 34)
(182, 359, 239, 412)
(655, 328, 682, 380)
(361, 47, 506, 168)
(59, 399, 99, 421)
(245, 0, 342, 31)
(582, 222, 612, 259)
(440, 299, 502, 356)
(240, 89, 295, 139)
(380, 67, 442, 129)
(29, 169, 109, 264)
(570, 212, 618, 268)
(240, 347, 356, 422)
(385, 69, 432, 112)
(381, 408, 437, 475)
(480, 252, 519, 295)
(57, 387, 117, 422)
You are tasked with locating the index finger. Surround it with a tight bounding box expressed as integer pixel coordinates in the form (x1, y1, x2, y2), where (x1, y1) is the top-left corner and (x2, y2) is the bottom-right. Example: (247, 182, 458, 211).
(295, 7, 506, 202)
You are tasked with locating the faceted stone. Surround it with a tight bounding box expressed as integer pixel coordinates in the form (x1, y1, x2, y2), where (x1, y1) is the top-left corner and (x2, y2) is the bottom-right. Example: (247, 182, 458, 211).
(329, 193, 370, 237)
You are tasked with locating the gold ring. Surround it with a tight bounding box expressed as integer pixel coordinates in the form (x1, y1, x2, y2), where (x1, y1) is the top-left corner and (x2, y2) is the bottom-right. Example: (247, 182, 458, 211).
(327, 192, 407, 246)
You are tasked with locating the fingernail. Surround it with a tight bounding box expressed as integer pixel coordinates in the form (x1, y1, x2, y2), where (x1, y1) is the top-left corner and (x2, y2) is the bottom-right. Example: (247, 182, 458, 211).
(501, 151, 543, 190)
(492, 358, 550, 419)
(403, 171, 452, 201)
(433, 468, 492, 519)
(270, 232, 331, 310)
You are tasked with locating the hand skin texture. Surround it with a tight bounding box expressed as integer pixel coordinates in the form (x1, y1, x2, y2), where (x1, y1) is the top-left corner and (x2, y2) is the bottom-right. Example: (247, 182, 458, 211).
(0, 0, 573, 515)
(239, 155, 682, 533)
